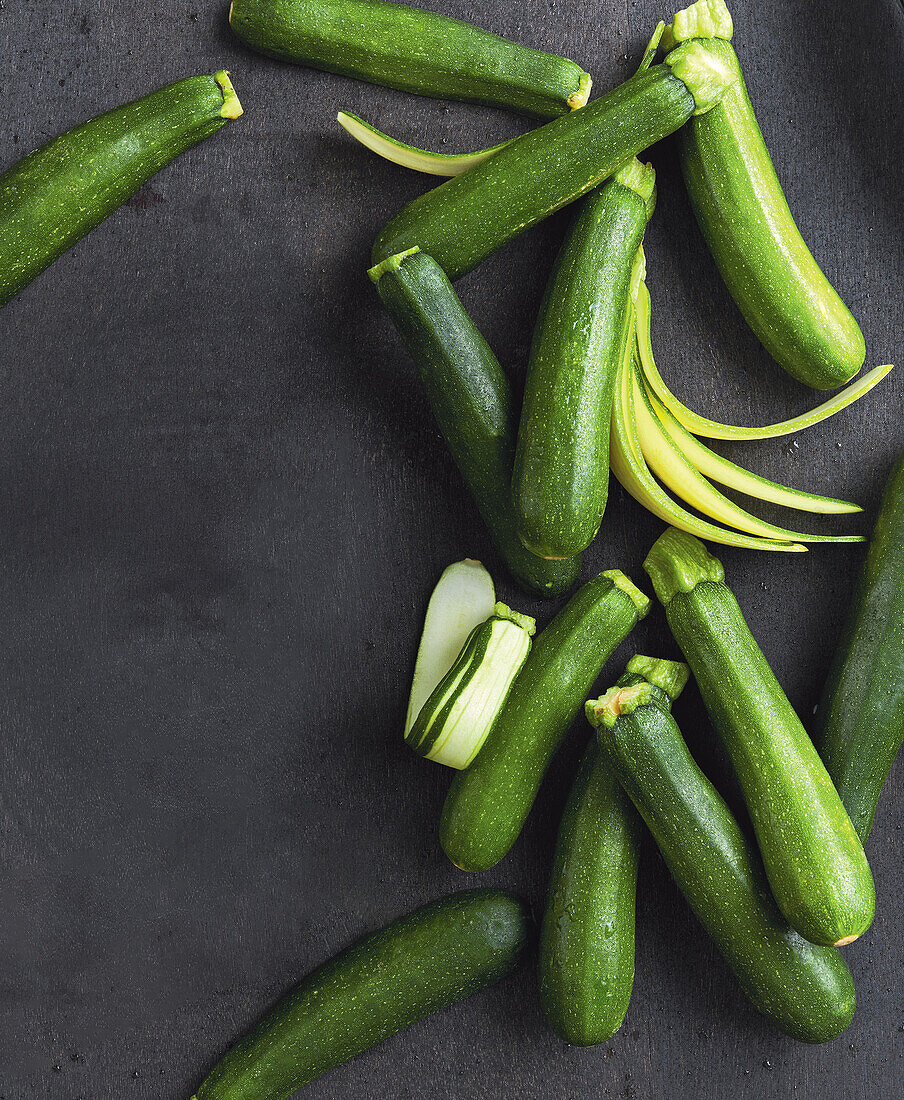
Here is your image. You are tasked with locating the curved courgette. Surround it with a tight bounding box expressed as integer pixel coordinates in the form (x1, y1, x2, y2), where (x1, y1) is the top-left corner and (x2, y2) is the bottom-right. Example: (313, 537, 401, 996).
(512, 162, 655, 559)
(538, 656, 687, 1045)
(664, 2, 865, 389)
(229, 0, 591, 118)
(587, 681, 856, 1044)
(372, 41, 737, 280)
(369, 248, 580, 597)
(0, 72, 241, 308)
(440, 570, 649, 872)
(643, 527, 875, 947)
(818, 449, 904, 841)
(191, 889, 528, 1099)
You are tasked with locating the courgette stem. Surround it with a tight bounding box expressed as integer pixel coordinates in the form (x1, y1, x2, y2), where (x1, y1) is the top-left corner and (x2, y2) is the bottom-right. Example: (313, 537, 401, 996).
(662, 0, 733, 52)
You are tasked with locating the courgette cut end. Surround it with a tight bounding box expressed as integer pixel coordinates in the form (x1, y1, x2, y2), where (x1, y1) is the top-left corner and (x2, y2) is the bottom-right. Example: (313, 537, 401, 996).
(665, 39, 737, 115)
(566, 72, 593, 111)
(662, 0, 734, 53)
(214, 71, 243, 119)
(643, 527, 724, 606)
(586, 683, 654, 729)
(834, 933, 860, 947)
(602, 570, 651, 618)
(493, 602, 536, 636)
(614, 158, 656, 217)
(627, 654, 690, 701)
(368, 247, 421, 284)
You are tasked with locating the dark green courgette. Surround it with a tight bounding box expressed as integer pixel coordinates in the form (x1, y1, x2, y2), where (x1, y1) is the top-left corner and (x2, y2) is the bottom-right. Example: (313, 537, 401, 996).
(663, 0, 865, 389)
(229, 0, 590, 117)
(587, 682, 856, 1044)
(191, 889, 528, 1099)
(371, 41, 737, 280)
(644, 527, 875, 947)
(513, 162, 654, 559)
(818, 449, 904, 841)
(538, 655, 687, 1046)
(440, 570, 650, 872)
(0, 72, 242, 308)
(369, 247, 580, 597)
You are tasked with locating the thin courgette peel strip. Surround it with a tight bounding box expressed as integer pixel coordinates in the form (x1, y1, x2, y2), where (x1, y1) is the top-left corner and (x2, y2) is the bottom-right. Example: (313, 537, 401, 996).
(635, 281, 893, 441)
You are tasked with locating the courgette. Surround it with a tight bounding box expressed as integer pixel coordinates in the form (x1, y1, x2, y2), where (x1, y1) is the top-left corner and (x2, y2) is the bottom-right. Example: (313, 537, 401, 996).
(644, 527, 875, 947)
(371, 41, 737, 280)
(229, 0, 591, 117)
(191, 888, 527, 1099)
(440, 570, 649, 872)
(538, 655, 687, 1045)
(0, 72, 242, 308)
(818, 449, 904, 841)
(663, 0, 865, 389)
(587, 682, 856, 1044)
(369, 247, 580, 597)
(512, 162, 655, 559)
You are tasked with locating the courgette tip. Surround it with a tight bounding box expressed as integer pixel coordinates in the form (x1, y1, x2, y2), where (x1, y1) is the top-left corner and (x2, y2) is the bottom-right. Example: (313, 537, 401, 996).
(665, 38, 738, 116)
(586, 683, 654, 730)
(492, 602, 537, 636)
(662, 0, 734, 53)
(627, 655, 690, 701)
(602, 569, 651, 618)
(214, 71, 242, 119)
(643, 527, 725, 606)
(566, 72, 593, 111)
(367, 246, 421, 284)
(834, 933, 860, 947)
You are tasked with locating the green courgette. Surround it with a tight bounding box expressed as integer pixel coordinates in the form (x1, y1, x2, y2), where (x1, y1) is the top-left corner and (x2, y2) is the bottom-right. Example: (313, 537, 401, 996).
(818, 449, 904, 841)
(369, 247, 580, 597)
(371, 41, 737, 280)
(440, 570, 650, 872)
(512, 162, 655, 559)
(0, 72, 242, 308)
(663, 0, 865, 389)
(587, 681, 856, 1044)
(229, 0, 591, 117)
(539, 655, 687, 1046)
(644, 527, 875, 947)
(191, 888, 528, 1099)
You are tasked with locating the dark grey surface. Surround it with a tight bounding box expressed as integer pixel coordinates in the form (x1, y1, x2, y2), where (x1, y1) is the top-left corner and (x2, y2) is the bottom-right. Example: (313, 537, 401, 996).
(1, 0, 903, 1096)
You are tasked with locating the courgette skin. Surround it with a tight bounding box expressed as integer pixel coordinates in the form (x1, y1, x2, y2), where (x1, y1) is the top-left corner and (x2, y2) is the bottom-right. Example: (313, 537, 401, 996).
(644, 528, 875, 948)
(818, 450, 904, 841)
(371, 61, 699, 280)
(439, 570, 649, 873)
(675, 38, 865, 390)
(589, 687, 856, 1044)
(513, 164, 653, 559)
(191, 889, 528, 1100)
(229, 0, 590, 118)
(370, 248, 579, 597)
(0, 73, 241, 308)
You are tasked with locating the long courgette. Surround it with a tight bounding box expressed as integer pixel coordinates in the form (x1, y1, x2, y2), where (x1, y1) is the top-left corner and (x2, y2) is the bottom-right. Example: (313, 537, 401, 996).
(371, 41, 736, 280)
(538, 656, 687, 1045)
(440, 570, 649, 872)
(587, 681, 856, 1044)
(0, 72, 242, 308)
(369, 247, 580, 597)
(512, 163, 654, 559)
(191, 889, 528, 1099)
(818, 449, 904, 841)
(644, 527, 875, 947)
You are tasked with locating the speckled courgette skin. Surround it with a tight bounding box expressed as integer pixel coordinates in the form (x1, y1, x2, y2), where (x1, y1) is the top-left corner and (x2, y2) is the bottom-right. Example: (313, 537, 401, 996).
(512, 162, 654, 559)
(644, 528, 875, 948)
(439, 570, 649, 872)
(818, 449, 904, 841)
(589, 684, 856, 1044)
(191, 889, 528, 1100)
(229, 0, 590, 117)
(370, 247, 579, 597)
(0, 72, 241, 308)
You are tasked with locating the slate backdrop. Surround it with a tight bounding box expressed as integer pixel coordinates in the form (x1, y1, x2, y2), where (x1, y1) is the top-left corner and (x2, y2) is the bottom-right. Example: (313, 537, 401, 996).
(2, 0, 903, 1097)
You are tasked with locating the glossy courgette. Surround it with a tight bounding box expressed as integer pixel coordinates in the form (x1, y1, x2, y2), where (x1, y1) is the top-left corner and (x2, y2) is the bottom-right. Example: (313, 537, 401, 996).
(0, 72, 242, 308)
(369, 247, 580, 596)
(371, 41, 736, 279)
(191, 889, 528, 1099)
(644, 527, 874, 947)
(512, 162, 654, 559)
(587, 681, 856, 1043)
(538, 656, 687, 1045)
(440, 570, 649, 872)
(818, 449, 904, 841)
